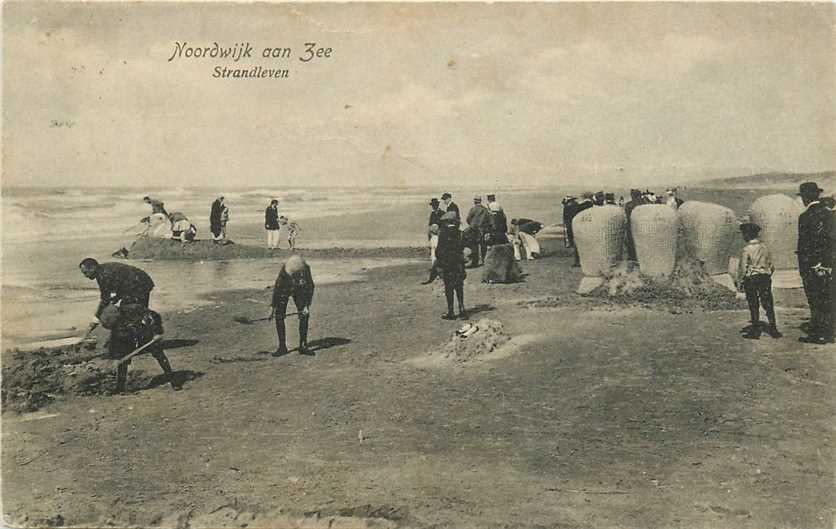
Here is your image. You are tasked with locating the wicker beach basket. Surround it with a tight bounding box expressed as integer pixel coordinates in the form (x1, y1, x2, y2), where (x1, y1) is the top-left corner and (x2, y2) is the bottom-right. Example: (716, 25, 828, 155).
(573, 205, 626, 277)
(748, 194, 803, 270)
(678, 201, 738, 274)
(631, 204, 678, 279)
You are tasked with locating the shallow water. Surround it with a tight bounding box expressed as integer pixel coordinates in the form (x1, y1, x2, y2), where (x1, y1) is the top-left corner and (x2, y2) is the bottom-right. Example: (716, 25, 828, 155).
(1, 236, 418, 348)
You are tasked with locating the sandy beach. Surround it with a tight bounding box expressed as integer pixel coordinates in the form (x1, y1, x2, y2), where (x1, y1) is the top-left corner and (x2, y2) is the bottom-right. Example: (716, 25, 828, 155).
(3, 247, 833, 529)
(4, 3, 835, 527)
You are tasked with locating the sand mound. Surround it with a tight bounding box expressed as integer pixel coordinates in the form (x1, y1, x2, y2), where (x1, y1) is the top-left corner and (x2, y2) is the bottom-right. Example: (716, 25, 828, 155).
(1, 347, 148, 413)
(589, 258, 742, 312)
(123, 238, 426, 261)
(433, 319, 511, 363)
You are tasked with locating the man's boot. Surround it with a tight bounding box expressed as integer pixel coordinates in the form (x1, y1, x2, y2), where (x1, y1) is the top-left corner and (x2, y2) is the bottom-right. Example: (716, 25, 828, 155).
(298, 315, 312, 355)
(743, 321, 761, 340)
(442, 285, 455, 320)
(273, 317, 289, 356)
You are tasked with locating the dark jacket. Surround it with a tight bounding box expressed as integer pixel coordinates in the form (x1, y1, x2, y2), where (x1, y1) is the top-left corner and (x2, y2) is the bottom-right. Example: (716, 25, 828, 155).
(109, 306, 163, 357)
(798, 202, 834, 270)
(265, 206, 280, 230)
(489, 210, 509, 245)
(272, 264, 315, 307)
(466, 205, 491, 231)
(516, 218, 543, 236)
(95, 263, 155, 317)
(210, 199, 224, 236)
(428, 208, 444, 228)
(444, 202, 461, 221)
(436, 225, 465, 271)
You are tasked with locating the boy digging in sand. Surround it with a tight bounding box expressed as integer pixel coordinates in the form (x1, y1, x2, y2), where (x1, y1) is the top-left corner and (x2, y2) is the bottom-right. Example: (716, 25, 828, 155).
(269, 255, 315, 356)
(100, 304, 182, 393)
(736, 222, 782, 340)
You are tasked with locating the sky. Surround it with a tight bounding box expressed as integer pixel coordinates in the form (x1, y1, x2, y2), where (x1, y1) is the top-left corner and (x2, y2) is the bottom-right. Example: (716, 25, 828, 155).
(2, 2, 834, 188)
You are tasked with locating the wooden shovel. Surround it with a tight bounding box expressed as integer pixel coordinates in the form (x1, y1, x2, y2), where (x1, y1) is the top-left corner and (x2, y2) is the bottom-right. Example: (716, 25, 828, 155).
(233, 312, 299, 325)
(115, 335, 163, 366)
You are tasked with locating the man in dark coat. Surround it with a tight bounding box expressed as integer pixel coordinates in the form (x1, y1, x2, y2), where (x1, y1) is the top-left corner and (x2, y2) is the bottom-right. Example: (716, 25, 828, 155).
(441, 192, 460, 224)
(435, 211, 467, 320)
(624, 189, 646, 261)
(465, 196, 491, 266)
(265, 199, 280, 249)
(797, 182, 835, 344)
(571, 193, 595, 267)
(269, 255, 315, 356)
(428, 198, 443, 238)
(80, 259, 155, 319)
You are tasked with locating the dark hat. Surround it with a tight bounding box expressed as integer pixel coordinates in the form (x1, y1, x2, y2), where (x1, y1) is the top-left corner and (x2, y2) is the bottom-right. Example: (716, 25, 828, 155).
(473, 196, 482, 202)
(429, 198, 440, 206)
(798, 182, 823, 196)
(605, 193, 615, 201)
(486, 194, 496, 201)
(594, 191, 605, 199)
(739, 222, 761, 239)
(441, 192, 452, 200)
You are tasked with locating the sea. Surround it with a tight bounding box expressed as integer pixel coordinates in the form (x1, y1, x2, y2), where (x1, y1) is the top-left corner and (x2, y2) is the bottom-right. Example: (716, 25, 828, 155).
(1, 185, 576, 349)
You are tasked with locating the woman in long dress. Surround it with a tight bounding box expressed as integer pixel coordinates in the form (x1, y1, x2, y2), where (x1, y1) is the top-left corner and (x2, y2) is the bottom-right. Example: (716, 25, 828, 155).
(210, 196, 224, 242)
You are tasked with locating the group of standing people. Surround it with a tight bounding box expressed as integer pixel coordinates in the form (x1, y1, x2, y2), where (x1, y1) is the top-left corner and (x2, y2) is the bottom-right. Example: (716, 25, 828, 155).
(424, 192, 541, 319)
(140, 195, 301, 249)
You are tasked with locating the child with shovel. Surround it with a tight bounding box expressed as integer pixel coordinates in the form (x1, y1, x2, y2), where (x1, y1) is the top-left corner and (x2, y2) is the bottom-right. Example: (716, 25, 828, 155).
(99, 304, 182, 393)
(268, 255, 315, 356)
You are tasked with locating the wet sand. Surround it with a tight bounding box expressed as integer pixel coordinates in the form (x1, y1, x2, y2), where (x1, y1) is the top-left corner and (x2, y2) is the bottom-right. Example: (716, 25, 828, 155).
(2, 251, 834, 528)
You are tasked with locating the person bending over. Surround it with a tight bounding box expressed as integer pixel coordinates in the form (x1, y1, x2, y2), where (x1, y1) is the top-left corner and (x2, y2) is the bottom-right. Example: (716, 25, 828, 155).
(269, 255, 315, 356)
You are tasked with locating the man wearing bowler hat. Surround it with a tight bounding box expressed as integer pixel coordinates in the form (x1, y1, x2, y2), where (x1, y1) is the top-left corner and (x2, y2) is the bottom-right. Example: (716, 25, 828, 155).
(797, 181, 834, 344)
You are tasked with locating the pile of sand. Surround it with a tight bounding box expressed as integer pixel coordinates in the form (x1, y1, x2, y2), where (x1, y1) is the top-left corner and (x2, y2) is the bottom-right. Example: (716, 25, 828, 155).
(589, 258, 743, 312)
(433, 319, 511, 363)
(123, 238, 426, 261)
(1, 346, 147, 413)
